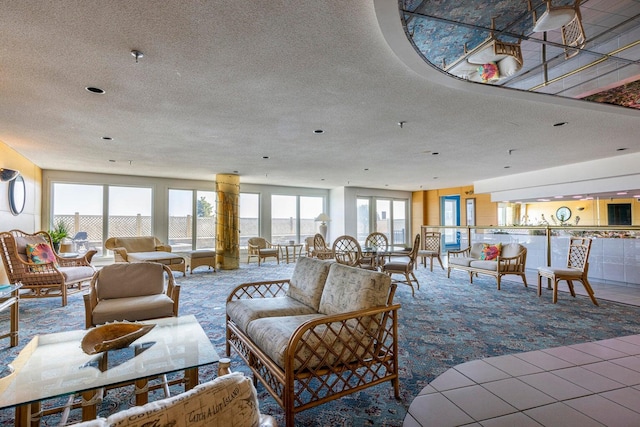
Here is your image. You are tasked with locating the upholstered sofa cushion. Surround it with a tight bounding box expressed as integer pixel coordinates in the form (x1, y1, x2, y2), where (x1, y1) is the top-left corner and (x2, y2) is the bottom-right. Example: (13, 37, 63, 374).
(91, 294, 176, 325)
(95, 262, 165, 299)
(469, 260, 498, 271)
(501, 243, 524, 258)
(286, 256, 333, 310)
(59, 265, 96, 282)
(318, 263, 391, 315)
(127, 251, 184, 265)
(104, 372, 261, 427)
(227, 297, 317, 333)
(109, 236, 164, 253)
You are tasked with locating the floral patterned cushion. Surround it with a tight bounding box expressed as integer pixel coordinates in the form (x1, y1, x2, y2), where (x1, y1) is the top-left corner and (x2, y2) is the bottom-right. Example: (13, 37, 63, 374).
(227, 297, 317, 333)
(480, 243, 502, 261)
(26, 242, 59, 270)
(247, 314, 369, 370)
(286, 256, 333, 310)
(318, 263, 391, 315)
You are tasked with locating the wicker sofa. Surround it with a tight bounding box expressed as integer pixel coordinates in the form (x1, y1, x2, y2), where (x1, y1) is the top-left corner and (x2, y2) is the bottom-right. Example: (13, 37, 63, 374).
(447, 242, 528, 290)
(226, 256, 401, 427)
(104, 236, 186, 276)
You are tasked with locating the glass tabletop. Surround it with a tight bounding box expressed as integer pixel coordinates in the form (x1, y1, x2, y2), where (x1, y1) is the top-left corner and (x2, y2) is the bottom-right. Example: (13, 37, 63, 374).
(0, 284, 21, 299)
(0, 315, 219, 409)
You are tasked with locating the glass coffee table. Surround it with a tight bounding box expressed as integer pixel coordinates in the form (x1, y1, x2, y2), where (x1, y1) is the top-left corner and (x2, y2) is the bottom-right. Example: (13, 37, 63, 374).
(0, 315, 219, 426)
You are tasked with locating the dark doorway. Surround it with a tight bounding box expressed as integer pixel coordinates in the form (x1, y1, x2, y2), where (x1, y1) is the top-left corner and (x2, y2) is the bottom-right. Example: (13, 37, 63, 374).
(607, 203, 632, 225)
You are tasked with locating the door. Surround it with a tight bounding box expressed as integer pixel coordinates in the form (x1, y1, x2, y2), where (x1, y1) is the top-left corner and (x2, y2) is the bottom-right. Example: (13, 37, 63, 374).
(441, 195, 460, 250)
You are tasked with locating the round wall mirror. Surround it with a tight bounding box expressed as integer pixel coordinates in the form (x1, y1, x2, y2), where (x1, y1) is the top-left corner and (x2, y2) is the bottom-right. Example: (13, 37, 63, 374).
(9, 174, 25, 216)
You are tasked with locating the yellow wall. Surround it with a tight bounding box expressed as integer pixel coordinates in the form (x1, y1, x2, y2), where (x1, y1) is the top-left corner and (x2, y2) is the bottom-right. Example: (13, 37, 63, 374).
(412, 186, 498, 230)
(0, 140, 42, 282)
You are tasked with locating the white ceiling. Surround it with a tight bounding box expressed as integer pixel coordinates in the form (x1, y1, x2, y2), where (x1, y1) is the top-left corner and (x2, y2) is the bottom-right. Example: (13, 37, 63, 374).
(0, 0, 638, 199)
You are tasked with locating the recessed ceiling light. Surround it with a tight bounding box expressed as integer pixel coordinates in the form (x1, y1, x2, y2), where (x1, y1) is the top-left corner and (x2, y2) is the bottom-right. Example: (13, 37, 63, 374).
(617, 147, 628, 151)
(102, 136, 112, 141)
(537, 198, 550, 202)
(572, 195, 582, 199)
(109, 159, 116, 162)
(86, 87, 105, 94)
(233, 170, 239, 174)
(554, 195, 563, 198)
(432, 152, 439, 156)
(364, 168, 369, 171)
(504, 166, 511, 169)
(313, 129, 324, 134)
(262, 156, 269, 159)
(617, 192, 628, 195)
(553, 122, 567, 127)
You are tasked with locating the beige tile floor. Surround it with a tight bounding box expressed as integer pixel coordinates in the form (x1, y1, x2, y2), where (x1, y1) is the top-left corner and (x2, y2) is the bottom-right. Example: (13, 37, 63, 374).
(404, 274, 640, 426)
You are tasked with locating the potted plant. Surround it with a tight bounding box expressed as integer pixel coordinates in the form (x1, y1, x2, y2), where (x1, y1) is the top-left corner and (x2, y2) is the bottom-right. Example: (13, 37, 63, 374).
(48, 220, 69, 252)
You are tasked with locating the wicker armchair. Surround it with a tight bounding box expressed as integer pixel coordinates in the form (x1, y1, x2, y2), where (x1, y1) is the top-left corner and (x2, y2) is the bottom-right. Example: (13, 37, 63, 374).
(0, 230, 96, 306)
(312, 233, 333, 259)
(247, 237, 280, 266)
(382, 234, 421, 296)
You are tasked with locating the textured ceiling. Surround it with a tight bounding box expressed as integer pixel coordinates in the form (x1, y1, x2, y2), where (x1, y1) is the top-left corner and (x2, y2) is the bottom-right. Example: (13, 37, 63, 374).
(0, 0, 638, 197)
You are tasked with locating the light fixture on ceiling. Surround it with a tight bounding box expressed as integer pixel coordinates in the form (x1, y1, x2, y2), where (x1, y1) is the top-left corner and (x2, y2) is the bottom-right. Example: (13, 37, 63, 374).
(131, 50, 144, 63)
(314, 129, 324, 134)
(0, 168, 19, 182)
(398, 121, 406, 128)
(577, 207, 585, 211)
(553, 122, 567, 127)
(86, 86, 105, 94)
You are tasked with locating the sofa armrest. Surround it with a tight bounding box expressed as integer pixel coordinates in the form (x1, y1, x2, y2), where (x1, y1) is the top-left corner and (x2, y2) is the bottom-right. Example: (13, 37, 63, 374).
(155, 244, 172, 252)
(108, 246, 129, 262)
(286, 302, 401, 372)
(496, 249, 527, 272)
(227, 279, 291, 302)
(57, 250, 96, 267)
(447, 247, 471, 258)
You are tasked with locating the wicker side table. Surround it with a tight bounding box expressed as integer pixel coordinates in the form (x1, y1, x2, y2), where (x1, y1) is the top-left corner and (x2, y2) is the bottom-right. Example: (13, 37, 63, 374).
(184, 250, 216, 274)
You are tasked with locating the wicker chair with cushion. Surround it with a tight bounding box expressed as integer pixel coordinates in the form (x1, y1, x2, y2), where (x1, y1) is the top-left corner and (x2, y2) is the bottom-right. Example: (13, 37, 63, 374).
(332, 235, 377, 270)
(247, 237, 280, 266)
(361, 232, 388, 269)
(382, 234, 421, 296)
(537, 237, 597, 305)
(83, 262, 181, 328)
(312, 233, 333, 259)
(417, 231, 444, 271)
(0, 230, 96, 306)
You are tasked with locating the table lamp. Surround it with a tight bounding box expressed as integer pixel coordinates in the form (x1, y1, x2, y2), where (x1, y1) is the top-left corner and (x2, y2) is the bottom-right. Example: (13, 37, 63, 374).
(315, 213, 330, 240)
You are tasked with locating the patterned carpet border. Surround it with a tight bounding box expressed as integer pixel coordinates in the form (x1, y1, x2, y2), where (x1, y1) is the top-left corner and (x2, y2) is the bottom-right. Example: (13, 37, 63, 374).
(2, 262, 640, 426)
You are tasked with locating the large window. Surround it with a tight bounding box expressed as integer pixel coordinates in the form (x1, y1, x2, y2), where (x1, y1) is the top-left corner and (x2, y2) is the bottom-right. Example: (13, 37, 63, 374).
(196, 191, 216, 249)
(357, 197, 408, 246)
(168, 189, 194, 250)
(168, 189, 216, 250)
(108, 186, 153, 237)
(300, 196, 323, 241)
(271, 195, 324, 244)
(52, 183, 104, 255)
(272, 195, 297, 244)
(240, 193, 260, 247)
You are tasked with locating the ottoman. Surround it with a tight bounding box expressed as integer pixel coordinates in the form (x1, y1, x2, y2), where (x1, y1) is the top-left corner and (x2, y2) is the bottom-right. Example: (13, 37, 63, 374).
(184, 250, 216, 274)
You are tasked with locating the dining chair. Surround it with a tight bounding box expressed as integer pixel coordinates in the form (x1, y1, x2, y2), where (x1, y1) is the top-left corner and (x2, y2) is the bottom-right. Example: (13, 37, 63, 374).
(537, 237, 598, 305)
(382, 234, 421, 296)
(417, 231, 444, 271)
(361, 232, 388, 269)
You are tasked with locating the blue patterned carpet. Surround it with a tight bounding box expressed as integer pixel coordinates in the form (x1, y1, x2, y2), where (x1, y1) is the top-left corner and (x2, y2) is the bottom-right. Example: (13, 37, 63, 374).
(2, 262, 640, 426)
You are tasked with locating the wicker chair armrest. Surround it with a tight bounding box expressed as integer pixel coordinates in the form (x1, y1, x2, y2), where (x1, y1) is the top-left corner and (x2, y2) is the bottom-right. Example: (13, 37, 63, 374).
(286, 303, 402, 370)
(227, 279, 290, 302)
(155, 244, 172, 252)
(496, 250, 527, 271)
(57, 252, 95, 267)
(447, 247, 471, 258)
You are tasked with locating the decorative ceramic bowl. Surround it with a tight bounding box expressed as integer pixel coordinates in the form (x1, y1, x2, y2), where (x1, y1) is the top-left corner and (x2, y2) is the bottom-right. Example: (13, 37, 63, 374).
(81, 322, 156, 355)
